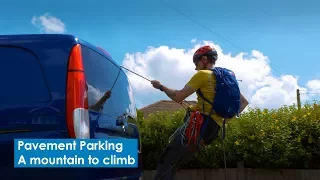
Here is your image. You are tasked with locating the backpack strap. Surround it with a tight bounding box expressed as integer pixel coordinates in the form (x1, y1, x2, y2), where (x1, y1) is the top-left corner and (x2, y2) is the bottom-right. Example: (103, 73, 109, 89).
(196, 89, 212, 106)
(196, 69, 227, 141)
(195, 70, 216, 145)
(197, 83, 227, 143)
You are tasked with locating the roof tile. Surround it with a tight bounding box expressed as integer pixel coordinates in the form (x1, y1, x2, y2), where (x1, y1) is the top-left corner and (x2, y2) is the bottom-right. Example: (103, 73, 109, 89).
(139, 100, 197, 119)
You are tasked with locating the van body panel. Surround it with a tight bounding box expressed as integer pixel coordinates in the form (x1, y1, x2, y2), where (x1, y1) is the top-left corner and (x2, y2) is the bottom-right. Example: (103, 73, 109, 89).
(0, 34, 142, 180)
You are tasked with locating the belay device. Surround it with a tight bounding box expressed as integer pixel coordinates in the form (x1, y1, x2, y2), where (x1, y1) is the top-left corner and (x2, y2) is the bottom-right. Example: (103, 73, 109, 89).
(183, 67, 241, 150)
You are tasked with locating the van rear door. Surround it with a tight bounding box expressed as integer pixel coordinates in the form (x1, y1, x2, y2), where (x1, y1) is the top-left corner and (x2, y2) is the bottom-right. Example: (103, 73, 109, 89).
(0, 34, 75, 168)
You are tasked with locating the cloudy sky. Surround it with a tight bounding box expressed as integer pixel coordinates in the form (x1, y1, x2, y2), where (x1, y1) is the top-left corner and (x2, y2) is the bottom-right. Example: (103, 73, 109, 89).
(2, 0, 320, 109)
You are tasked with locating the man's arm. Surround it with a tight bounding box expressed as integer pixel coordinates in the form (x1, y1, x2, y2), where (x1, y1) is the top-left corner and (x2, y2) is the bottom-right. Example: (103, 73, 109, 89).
(239, 93, 249, 113)
(160, 85, 195, 103)
(224, 93, 249, 123)
(151, 71, 206, 102)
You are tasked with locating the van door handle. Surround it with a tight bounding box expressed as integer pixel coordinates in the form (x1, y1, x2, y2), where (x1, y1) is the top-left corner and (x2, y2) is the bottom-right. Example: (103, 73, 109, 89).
(116, 118, 124, 126)
(116, 113, 128, 126)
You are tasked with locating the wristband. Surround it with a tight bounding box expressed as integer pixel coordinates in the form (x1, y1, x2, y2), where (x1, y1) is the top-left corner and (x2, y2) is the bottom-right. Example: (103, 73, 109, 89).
(159, 85, 164, 91)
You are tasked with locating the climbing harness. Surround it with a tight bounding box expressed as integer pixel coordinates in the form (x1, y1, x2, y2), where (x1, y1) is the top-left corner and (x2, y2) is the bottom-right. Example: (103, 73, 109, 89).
(183, 109, 204, 151)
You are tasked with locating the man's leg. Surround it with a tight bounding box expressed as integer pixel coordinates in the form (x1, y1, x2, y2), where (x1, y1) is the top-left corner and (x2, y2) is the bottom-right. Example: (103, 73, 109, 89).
(153, 110, 196, 180)
(153, 114, 221, 180)
(153, 124, 196, 180)
(169, 115, 221, 170)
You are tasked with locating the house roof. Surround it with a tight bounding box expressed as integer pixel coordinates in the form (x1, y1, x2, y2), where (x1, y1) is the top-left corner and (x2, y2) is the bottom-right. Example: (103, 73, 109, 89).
(139, 100, 197, 119)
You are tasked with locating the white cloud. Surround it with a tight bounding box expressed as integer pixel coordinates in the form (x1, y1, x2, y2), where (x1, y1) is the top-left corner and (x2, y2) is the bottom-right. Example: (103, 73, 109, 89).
(87, 83, 104, 106)
(307, 80, 320, 91)
(191, 38, 197, 43)
(122, 40, 320, 109)
(31, 13, 66, 33)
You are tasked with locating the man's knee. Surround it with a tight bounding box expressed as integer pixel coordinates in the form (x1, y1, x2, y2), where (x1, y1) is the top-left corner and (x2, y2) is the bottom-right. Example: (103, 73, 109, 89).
(157, 137, 191, 165)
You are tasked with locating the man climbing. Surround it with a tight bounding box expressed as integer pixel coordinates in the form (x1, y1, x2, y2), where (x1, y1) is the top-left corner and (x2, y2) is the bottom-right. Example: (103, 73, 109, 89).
(150, 45, 249, 180)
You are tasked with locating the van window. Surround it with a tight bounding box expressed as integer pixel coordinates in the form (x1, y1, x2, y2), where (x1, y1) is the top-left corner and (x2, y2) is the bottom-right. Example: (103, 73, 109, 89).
(0, 46, 51, 106)
(105, 71, 137, 119)
(81, 45, 137, 135)
(81, 45, 119, 108)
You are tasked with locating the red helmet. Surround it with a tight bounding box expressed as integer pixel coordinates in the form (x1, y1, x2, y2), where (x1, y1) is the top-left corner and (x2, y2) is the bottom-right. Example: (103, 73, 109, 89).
(193, 45, 218, 63)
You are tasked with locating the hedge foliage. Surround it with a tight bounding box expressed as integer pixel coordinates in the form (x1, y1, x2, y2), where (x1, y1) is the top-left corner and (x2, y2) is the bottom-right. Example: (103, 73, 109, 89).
(137, 102, 320, 170)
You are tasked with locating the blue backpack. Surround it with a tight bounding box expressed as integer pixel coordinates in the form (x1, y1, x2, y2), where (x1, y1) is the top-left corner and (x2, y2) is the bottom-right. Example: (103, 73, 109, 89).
(196, 67, 241, 119)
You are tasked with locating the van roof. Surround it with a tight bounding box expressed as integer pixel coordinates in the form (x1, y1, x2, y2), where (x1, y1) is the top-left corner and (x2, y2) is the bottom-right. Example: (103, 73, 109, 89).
(0, 34, 118, 67)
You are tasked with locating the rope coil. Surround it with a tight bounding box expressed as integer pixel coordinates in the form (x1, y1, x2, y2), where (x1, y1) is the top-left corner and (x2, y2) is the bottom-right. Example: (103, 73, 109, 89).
(180, 110, 204, 151)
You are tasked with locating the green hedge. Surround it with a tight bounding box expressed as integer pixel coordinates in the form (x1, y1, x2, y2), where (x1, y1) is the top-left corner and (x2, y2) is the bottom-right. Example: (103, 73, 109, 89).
(137, 102, 320, 170)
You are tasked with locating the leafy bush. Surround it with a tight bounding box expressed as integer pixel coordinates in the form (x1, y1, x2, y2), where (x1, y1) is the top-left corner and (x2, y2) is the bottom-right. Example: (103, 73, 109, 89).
(137, 101, 320, 170)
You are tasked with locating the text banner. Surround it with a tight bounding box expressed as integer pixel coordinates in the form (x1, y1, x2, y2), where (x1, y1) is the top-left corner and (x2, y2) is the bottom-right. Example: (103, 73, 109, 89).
(14, 139, 138, 168)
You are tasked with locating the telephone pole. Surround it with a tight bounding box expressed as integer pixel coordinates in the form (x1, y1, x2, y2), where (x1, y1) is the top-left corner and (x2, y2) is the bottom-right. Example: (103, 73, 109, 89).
(296, 89, 301, 110)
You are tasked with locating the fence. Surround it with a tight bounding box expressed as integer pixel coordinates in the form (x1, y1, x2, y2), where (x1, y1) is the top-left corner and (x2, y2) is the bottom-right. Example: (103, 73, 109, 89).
(142, 168, 320, 180)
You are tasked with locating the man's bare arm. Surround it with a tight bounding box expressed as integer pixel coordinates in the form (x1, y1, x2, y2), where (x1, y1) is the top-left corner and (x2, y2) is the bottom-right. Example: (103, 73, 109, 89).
(239, 93, 249, 113)
(224, 93, 249, 123)
(161, 85, 195, 103)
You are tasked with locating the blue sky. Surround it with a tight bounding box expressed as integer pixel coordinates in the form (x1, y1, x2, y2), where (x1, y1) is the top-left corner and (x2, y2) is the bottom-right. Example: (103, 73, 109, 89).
(1, 0, 320, 108)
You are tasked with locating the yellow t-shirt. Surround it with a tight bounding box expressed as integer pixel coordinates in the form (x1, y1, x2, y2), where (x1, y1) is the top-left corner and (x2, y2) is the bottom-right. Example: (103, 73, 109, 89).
(186, 70, 225, 127)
